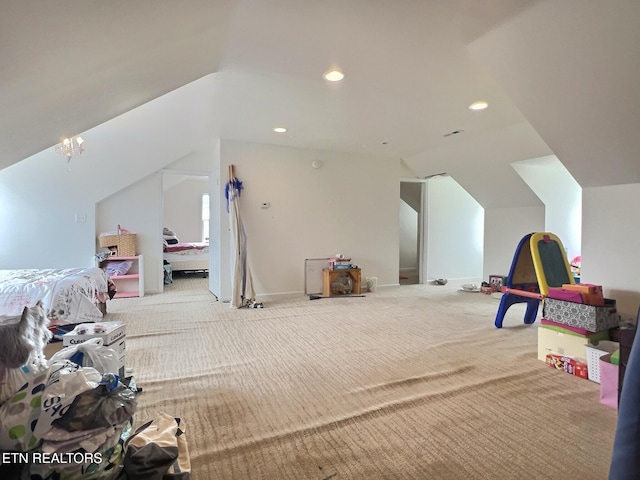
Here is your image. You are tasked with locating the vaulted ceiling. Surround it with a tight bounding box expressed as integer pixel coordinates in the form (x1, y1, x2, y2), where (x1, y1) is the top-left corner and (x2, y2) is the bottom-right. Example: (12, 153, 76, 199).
(2, 0, 639, 208)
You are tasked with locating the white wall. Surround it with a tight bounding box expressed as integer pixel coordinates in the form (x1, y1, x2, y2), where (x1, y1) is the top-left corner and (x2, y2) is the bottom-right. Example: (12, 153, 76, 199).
(483, 206, 545, 280)
(512, 155, 582, 260)
(582, 183, 640, 318)
(213, 140, 400, 301)
(0, 75, 217, 271)
(0, 148, 99, 268)
(208, 141, 222, 298)
(163, 177, 208, 243)
(425, 176, 484, 281)
(4, 129, 634, 321)
(93, 150, 215, 295)
(96, 174, 163, 294)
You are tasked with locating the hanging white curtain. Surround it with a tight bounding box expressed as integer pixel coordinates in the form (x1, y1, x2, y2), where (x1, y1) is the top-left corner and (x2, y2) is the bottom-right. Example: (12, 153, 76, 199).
(226, 165, 256, 308)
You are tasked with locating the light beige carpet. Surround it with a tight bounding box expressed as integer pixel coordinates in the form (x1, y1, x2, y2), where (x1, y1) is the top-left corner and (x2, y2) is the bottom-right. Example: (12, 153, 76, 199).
(107, 279, 617, 479)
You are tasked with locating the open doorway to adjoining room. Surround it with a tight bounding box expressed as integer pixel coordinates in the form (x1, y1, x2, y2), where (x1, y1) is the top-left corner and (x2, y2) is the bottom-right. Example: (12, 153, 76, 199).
(161, 172, 210, 291)
(400, 174, 484, 288)
(399, 180, 424, 285)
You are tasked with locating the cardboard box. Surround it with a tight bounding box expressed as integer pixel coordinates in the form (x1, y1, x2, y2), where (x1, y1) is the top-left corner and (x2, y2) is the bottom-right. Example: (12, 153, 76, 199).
(111, 338, 126, 355)
(118, 353, 126, 378)
(44, 341, 65, 359)
(545, 353, 589, 379)
(537, 325, 609, 362)
(332, 263, 353, 270)
(542, 297, 619, 333)
(63, 321, 126, 347)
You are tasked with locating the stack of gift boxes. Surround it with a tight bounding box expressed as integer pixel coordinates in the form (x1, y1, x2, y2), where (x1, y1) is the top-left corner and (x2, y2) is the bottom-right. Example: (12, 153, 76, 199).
(538, 283, 621, 406)
(328, 256, 353, 270)
(62, 321, 126, 377)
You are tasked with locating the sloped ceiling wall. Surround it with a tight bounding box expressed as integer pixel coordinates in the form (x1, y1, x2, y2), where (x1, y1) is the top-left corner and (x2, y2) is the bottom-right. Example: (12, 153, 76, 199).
(402, 121, 550, 209)
(2, 0, 639, 211)
(468, 0, 640, 188)
(0, 0, 234, 169)
(0, 0, 552, 213)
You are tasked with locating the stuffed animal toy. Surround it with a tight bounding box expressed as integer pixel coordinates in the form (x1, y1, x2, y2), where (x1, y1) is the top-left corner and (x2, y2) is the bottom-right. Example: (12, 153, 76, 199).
(0, 300, 52, 369)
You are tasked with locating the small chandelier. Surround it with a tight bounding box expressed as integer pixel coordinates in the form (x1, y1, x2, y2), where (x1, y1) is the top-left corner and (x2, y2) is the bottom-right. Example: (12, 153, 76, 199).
(55, 136, 85, 165)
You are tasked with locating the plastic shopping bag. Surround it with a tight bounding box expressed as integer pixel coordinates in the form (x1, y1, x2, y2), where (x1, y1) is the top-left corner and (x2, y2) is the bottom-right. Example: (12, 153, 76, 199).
(0, 364, 50, 451)
(0, 360, 101, 451)
(0, 362, 48, 406)
(31, 418, 134, 480)
(123, 412, 191, 479)
(49, 338, 120, 376)
(54, 373, 137, 431)
(34, 361, 102, 439)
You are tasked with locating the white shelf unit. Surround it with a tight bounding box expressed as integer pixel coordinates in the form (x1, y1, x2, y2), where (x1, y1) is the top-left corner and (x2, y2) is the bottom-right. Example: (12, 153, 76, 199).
(99, 255, 144, 298)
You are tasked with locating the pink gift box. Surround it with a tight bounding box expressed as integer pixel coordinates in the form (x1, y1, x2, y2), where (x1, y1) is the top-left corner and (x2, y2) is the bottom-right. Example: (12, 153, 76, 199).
(540, 318, 594, 336)
(547, 287, 584, 303)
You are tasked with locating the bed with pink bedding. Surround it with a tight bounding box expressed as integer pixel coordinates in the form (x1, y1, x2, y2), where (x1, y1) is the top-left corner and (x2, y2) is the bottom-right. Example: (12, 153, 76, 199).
(163, 242, 209, 274)
(0, 267, 114, 326)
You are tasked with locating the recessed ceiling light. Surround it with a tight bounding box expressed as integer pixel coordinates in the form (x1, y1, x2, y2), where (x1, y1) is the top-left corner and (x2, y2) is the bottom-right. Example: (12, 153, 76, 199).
(273, 127, 287, 133)
(469, 101, 488, 111)
(323, 69, 344, 82)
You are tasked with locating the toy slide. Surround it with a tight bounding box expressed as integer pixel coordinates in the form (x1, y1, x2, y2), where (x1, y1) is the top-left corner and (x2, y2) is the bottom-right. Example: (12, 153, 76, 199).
(495, 232, 574, 328)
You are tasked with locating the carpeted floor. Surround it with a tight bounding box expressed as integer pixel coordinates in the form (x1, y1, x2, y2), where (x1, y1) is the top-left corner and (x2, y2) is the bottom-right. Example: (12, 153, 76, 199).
(106, 279, 617, 479)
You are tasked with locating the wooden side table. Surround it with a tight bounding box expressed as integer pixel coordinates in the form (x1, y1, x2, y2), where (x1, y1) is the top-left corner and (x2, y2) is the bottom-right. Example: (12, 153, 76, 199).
(322, 268, 361, 297)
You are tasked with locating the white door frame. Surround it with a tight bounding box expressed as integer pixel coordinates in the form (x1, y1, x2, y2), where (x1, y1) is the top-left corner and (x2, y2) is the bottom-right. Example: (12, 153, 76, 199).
(160, 169, 211, 293)
(400, 178, 428, 284)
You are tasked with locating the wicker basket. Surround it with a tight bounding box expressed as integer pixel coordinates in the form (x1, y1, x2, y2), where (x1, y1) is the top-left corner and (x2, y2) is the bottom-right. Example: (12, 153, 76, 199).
(99, 233, 137, 256)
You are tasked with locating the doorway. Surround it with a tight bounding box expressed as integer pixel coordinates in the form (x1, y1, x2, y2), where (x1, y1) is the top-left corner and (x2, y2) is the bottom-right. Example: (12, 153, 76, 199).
(400, 180, 426, 285)
(161, 171, 211, 292)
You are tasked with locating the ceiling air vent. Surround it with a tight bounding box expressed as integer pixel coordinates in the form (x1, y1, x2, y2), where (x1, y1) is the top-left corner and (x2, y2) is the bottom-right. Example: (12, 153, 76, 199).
(443, 129, 464, 137)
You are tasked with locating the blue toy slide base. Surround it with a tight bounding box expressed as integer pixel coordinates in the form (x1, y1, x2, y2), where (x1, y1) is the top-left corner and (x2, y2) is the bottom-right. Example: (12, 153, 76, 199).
(495, 292, 540, 328)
